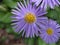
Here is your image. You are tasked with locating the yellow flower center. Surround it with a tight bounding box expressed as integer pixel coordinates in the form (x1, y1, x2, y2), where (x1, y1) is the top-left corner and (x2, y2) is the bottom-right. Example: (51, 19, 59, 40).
(24, 13, 36, 24)
(46, 28, 53, 35)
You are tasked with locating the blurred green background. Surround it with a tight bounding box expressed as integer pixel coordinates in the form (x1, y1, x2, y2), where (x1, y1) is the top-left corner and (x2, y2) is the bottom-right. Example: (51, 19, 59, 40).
(0, 0, 60, 45)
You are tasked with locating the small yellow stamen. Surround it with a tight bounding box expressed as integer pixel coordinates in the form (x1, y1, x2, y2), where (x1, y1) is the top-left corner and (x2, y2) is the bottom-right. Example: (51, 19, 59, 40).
(46, 28, 53, 35)
(24, 13, 36, 24)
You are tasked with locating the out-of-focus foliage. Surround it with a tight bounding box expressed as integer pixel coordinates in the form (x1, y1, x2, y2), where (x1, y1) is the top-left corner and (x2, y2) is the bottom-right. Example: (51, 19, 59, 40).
(0, 0, 60, 45)
(46, 7, 60, 24)
(0, 0, 22, 44)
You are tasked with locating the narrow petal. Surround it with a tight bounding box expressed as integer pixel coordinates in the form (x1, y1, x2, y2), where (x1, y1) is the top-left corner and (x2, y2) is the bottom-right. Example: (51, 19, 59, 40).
(48, 0, 54, 9)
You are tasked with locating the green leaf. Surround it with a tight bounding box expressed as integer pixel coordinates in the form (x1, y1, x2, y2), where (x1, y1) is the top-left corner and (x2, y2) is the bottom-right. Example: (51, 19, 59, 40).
(28, 38, 34, 45)
(46, 7, 60, 24)
(46, 9, 58, 20)
(25, 38, 34, 45)
(13, 0, 21, 2)
(6, 25, 14, 34)
(3, 0, 17, 8)
(0, 5, 7, 12)
(0, 12, 12, 23)
(37, 37, 47, 45)
(0, 20, 5, 28)
(48, 43, 56, 45)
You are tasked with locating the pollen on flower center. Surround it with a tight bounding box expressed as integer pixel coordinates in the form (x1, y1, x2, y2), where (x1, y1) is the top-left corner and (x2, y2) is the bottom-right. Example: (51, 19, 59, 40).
(24, 13, 36, 24)
(46, 28, 53, 35)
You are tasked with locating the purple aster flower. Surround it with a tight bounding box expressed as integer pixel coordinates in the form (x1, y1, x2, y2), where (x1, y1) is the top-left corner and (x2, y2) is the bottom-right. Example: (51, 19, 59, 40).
(40, 19, 60, 43)
(11, 0, 47, 38)
(31, 0, 60, 9)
